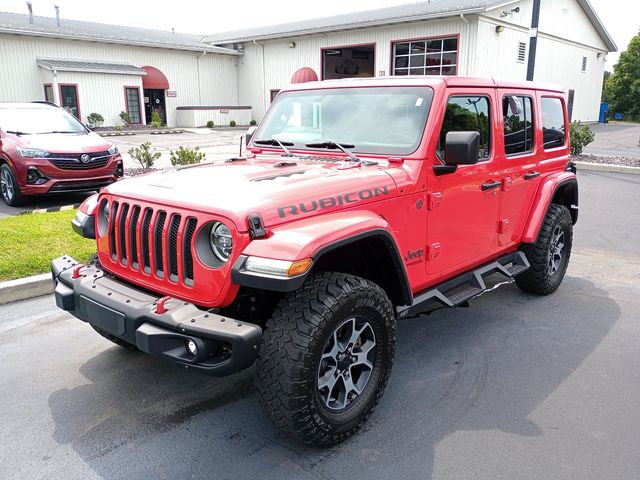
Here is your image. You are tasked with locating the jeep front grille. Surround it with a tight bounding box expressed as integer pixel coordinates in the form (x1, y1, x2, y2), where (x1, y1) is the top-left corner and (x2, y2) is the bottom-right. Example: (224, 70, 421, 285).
(106, 201, 197, 286)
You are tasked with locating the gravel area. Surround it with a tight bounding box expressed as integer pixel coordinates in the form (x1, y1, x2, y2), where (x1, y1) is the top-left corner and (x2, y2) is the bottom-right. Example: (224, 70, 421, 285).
(574, 154, 640, 168)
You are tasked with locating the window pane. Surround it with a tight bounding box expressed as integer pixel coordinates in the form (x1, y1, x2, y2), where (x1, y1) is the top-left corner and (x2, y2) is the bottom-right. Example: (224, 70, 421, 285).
(425, 53, 441, 67)
(426, 67, 441, 75)
(437, 96, 491, 160)
(395, 56, 409, 68)
(441, 66, 457, 75)
(410, 68, 425, 75)
(503, 96, 534, 155)
(395, 42, 410, 55)
(442, 38, 458, 51)
(426, 39, 442, 52)
(126, 88, 141, 124)
(541, 97, 565, 149)
(442, 52, 457, 66)
(395, 69, 409, 76)
(410, 55, 425, 67)
(410, 42, 426, 54)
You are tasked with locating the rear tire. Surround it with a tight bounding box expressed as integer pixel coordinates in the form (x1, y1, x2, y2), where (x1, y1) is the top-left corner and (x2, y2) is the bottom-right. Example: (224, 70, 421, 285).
(0, 164, 25, 206)
(255, 272, 396, 446)
(516, 203, 573, 295)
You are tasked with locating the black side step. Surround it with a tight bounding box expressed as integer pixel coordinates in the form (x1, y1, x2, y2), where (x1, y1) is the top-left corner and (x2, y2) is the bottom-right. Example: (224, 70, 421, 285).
(397, 251, 530, 319)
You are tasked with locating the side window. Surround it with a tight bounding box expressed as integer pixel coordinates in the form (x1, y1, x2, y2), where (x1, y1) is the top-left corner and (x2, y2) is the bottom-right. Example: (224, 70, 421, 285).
(541, 97, 566, 149)
(503, 95, 534, 156)
(437, 96, 491, 160)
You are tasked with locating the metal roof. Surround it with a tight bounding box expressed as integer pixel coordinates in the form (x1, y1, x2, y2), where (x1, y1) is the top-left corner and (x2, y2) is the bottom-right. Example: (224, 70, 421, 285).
(204, 0, 616, 52)
(36, 58, 147, 75)
(0, 11, 241, 55)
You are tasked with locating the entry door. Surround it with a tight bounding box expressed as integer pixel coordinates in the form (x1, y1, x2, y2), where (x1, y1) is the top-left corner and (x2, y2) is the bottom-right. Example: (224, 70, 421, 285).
(59, 84, 80, 119)
(426, 91, 502, 276)
(144, 89, 166, 124)
(497, 91, 541, 247)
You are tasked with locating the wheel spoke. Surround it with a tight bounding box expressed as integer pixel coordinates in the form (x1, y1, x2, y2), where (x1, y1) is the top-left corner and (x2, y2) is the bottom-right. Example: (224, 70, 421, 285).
(343, 374, 362, 397)
(352, 351, 373, 370)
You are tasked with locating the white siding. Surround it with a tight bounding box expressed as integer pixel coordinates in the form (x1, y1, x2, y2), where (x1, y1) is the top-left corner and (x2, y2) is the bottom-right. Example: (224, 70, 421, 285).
(0, 33, 239, 126)
(175, 108, 252, 127)
(238, 17, 478, 119)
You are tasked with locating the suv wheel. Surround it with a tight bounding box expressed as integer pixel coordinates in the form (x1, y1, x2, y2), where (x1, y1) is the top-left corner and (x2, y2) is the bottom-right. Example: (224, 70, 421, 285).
(0, 164, 25, 206)
(255, 272, 396, 445)
(516, 203, 573, 295)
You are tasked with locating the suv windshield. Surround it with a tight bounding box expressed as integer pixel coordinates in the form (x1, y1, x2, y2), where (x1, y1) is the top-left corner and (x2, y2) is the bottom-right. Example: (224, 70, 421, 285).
(255, 86, 434, 156)
(0, 107, 87, 135)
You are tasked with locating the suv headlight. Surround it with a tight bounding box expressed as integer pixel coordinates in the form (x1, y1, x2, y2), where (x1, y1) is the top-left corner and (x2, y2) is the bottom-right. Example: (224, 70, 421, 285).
(108, 145, 119, 155)
(210, 222, 233, 261)
(16, 147, 50, 158)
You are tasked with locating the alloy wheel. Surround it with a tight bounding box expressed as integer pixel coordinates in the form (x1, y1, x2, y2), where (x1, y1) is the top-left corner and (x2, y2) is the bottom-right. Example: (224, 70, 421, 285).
(547, 225, 565, 275)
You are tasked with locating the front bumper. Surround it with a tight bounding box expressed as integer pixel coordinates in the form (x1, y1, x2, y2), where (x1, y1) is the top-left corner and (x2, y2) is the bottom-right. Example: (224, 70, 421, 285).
(51, 255, 262, 376)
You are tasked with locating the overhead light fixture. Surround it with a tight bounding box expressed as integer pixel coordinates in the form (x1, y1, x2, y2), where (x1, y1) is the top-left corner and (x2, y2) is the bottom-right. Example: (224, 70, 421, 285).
(287, 42, 296, 48)
(495, 25, 505, 33)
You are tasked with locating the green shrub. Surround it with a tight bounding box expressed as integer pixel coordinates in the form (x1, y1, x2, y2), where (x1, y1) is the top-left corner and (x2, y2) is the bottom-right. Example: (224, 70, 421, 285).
(170, 146, 205, 166)
(230, 120, 237, 127)
(86, 112, 104, 127)
(115, 124, 123, 132)
(249, 119, 257, 126)
(151, 111, 163, 128)
(128, 142, 161, 169)
(119, 111, 131, 125)
(569, 121, 595, 156)
(206, 120, 215, 128)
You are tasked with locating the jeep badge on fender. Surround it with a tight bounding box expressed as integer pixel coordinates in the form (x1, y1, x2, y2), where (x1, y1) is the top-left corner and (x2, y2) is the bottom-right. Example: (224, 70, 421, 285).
(52, 77, 577, 446)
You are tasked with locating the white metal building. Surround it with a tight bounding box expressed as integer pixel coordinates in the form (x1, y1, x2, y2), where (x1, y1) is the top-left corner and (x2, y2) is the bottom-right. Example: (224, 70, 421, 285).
(0, 0, 616, 126)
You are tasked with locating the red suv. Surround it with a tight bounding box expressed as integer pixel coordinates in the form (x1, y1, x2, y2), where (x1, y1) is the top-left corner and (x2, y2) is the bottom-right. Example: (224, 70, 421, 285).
(0, 103, 123, 206)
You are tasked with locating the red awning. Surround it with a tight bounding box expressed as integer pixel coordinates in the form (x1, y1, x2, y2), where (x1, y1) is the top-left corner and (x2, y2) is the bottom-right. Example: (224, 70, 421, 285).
(291, 67, 318, 84)
(141, 66, 169, 90)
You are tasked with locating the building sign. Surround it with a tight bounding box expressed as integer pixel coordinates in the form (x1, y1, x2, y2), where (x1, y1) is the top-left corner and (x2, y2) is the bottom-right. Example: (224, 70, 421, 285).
(220, 109, 229, 114)
(166, 90, 177, 97)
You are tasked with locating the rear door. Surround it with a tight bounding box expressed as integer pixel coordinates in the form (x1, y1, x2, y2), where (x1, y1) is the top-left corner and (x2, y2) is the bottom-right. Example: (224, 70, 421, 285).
(426, 89, 502, 276)
(496, 90, 541, 246)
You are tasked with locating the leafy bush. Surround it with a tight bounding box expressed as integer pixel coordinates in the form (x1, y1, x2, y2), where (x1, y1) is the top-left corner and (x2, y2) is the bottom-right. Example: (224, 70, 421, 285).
(151, 111, 163, 128)
(230, 120, 237, 127)
(128, 142, 161, 169)
(115, 124, 123, 132)
(569, 121, 595, 156)
(170, 146, 205, 166)
(119, 111, 131, 125)
(249, 119, 257, 126)
(86, 112, 104, 127)
(206, 120, 215, 128)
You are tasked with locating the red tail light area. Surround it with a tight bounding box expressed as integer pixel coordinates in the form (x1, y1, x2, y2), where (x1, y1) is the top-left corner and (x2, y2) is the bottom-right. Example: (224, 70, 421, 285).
(96, 195, 244, 307)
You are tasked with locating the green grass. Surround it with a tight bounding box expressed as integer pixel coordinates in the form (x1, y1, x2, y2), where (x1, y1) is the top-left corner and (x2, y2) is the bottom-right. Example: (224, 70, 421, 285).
(0, 209, 96, 282)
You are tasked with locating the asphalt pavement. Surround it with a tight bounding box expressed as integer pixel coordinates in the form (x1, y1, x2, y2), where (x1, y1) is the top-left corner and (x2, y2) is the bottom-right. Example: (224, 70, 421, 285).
(583, 122, 640, 158)
(0, 170, 639, 479)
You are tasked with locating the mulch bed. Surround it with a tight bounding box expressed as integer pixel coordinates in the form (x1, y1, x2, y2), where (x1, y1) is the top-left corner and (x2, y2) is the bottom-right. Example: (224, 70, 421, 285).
(574, 154, 640, 168)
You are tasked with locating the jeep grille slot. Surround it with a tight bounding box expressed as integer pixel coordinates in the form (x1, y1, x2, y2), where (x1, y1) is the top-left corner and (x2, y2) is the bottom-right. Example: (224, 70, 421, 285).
(101, 200, 200, 291)
(183, 218, 197, 284)
(168, 214, 181, 282)
(154, 211, 167, 278)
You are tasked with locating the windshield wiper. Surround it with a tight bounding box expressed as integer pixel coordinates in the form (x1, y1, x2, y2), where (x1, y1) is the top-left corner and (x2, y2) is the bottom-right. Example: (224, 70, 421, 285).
(253, 138, 296, 158)
(39, 130, 80, 134)
(5, 130, 30, 136)
(305, 141, 360, 162)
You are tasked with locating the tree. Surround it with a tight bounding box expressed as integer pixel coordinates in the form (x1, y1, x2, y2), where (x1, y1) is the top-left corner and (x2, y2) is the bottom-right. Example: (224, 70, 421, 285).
(604, 31, 640, 120)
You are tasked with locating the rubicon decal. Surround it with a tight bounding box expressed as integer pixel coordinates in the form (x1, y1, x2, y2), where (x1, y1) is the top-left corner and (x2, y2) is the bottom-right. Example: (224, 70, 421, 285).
(277, 186, 389, 218)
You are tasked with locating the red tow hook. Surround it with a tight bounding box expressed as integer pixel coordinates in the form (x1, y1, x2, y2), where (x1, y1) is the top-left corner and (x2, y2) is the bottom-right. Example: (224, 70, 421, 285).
(72, 264, 85, 279)
(155, 296, 172, 314)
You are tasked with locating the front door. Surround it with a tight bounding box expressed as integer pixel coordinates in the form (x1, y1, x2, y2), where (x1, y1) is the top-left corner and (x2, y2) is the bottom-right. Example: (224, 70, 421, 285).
(144, 89, 166, 125)
(59, 84, 80, 119)
(426, 90, 502, 276)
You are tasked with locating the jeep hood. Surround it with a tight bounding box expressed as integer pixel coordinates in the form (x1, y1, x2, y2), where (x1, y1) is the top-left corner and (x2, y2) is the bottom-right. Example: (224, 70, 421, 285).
(103, 157, 397, 231)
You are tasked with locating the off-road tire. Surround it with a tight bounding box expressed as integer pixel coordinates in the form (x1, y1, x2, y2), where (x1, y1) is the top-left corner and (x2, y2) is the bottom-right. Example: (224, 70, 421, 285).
(255, 272, 396, 446)
(0, 164, 25, 206)
(91, 326, 137, 350)
(516, 203, 573, 295)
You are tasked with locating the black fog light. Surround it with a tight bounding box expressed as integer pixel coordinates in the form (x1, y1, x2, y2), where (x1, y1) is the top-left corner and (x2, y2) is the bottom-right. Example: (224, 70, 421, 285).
(114, 161, 124, 177)
(26, 166, 48, 185)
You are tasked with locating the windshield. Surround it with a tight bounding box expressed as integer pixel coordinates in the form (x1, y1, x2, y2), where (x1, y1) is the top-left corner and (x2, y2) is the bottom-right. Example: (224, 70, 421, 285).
(0, 107, 87, 135)
(255, 86, 434, 156)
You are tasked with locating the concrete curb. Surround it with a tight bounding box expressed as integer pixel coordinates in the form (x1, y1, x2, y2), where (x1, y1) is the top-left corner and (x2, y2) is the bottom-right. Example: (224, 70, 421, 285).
(21, 203, 79, 215)
(99, 132, 136, 137)
(575, 161, 640, 175)
(0, 273, 53, 305)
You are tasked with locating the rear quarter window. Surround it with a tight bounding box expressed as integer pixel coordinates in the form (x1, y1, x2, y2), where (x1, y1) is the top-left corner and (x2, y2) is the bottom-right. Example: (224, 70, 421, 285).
(541, 97, 566, 150)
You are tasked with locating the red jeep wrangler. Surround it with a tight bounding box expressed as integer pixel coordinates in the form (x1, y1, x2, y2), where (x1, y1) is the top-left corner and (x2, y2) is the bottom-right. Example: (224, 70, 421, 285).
(52, 77, 577, 445)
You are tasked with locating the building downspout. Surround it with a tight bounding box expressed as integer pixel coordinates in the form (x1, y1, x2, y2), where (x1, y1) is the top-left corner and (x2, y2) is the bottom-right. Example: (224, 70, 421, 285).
(459, 13, 470, 24)
(526, 0, 541, 81)
(52, 69, 59, 105)
(253, 40, 266, 114)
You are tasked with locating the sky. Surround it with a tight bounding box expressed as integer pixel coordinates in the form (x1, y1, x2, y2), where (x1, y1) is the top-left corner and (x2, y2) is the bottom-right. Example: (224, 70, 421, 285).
(1, 0, 637, 68)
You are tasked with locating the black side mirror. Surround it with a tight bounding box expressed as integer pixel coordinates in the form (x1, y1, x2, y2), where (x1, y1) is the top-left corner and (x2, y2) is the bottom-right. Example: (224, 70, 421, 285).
(245, 126, 257, 147)
(85, 123, 95, 131)
(445, 131, 480, 165)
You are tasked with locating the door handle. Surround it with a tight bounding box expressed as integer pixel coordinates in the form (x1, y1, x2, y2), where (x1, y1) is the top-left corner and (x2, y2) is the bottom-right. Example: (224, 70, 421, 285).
(524, 171, 540, 180)
(481, 181, 502, 191)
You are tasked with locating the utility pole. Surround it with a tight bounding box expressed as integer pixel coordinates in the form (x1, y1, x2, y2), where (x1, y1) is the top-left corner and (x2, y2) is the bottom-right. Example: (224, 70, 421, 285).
(526, 0, 541, 81)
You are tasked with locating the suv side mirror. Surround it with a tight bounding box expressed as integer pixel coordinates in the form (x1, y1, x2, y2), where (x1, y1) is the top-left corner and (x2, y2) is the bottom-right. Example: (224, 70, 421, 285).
(246, 126, 257, 146)
(85, 123, 95, 131)
(445, 131, 480, 165)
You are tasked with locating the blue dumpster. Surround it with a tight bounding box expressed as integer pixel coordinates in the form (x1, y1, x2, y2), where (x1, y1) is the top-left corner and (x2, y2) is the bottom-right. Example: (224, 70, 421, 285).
(599, 102, 609, 123)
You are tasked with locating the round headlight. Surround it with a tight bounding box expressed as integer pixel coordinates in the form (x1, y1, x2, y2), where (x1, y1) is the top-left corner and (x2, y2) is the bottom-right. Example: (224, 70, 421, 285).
(210, 222, 233, 262)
